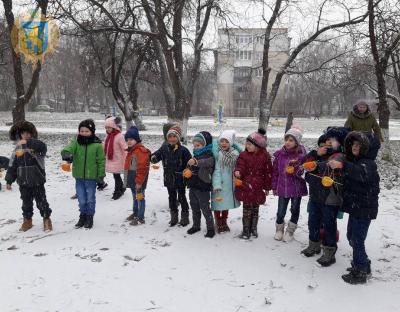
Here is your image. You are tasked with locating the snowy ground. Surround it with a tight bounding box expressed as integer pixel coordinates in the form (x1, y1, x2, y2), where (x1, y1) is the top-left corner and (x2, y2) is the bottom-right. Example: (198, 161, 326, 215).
(0, 113, 400, 312)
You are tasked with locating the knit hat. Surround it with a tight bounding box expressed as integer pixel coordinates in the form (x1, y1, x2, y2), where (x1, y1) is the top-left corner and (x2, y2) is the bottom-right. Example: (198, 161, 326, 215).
(125, 126, 141, 142)
(284, 125, 303, 145)
(79, 119, 96, 134)
(9, 121, 38, 141)
(219, 130, 236, 146)
(192, 131, 212, 146)
(167, 125, 182, 142)
(325, 126, 351, 146)
(104, 116, 120, 131)
(246, 128, 267, 149)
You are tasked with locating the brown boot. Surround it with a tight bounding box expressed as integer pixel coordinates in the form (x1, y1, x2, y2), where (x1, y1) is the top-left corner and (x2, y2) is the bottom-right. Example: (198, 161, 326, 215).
(215, 217, 223, 233)
(43, 217, 53, 232)
(221, 217, 230, 232)
(20, 218, 33, 232)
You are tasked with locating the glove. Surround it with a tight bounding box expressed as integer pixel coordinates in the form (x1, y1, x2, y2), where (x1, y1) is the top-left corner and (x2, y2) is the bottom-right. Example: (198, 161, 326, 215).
(150, 155, 158, 164)
(62, 153, 73, 163)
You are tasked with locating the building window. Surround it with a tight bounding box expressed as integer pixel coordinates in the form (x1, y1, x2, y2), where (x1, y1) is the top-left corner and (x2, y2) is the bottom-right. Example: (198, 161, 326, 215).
(234, 67, 251, 78)
(255, 52, 263, 61)
(235, 50, 252, 60)
(255, 68, 263, 77)
(236, 35, 253, 44)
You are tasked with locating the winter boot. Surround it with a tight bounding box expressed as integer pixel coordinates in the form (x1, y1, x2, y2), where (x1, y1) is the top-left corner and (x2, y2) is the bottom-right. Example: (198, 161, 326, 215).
(71, 194, 78, 200)
(251, 215, 259, 238)
(283, 221, 297, 242)
(179, 210, 190, 227)
(75, 214, 86, 228)
(342, 268, 368, 285)
(205, 228, 216, 238)
(301, 240, 322, 257)
(347, 260, 372, 275)
(169, 210, 179, 227)
(19, 218, 33, 232)
(126, 213, 136, 222)
(215, 217, 223, 233)
(240, 216, 251, 239)
(274, 223, 285, 241)
(317, 246, 337, 267)
(43, 217, 53, 232)
(84, 215, 94, 229)
(112, 190, 124, 200)
(97, 182, 108, 191)
(221, 217, 230, 232)
(187, 227, 201, 235)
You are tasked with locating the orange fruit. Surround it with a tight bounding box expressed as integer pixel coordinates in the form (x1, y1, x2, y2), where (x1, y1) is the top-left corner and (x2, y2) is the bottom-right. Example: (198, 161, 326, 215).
(321, 176, 334, 187)
(183, 169, 193, 178)
(234, 178, 243, 187)
(152, 164, 160, 170)
(61, 163, 71, 172)
(15, 149, 24, 157)
(136, 193, 145, 201)
(303, 161, 317, 172)
(286, 166, 295, 174)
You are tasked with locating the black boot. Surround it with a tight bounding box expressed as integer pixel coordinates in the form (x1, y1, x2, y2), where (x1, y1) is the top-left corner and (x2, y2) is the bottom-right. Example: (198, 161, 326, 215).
(342, 268, 368, 284)
(301, 240, 322, 257)
(179, 210, 190, 227)
(84, 215, 94, 229)
(112, 190, 124, 200)
(346, 259, 372, 275)
(204, 228, 215, 238)
(187, 227, 201, 235)
(169, 210, 179, 227)
(251, 208, 259, 238)
(240, 207, 251, 239)
(75, 214, 86, 228)
(317, 246, 337, 267)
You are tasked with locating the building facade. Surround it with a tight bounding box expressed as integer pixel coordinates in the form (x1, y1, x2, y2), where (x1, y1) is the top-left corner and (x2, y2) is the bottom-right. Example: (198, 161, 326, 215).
(217, 28, 290, 117)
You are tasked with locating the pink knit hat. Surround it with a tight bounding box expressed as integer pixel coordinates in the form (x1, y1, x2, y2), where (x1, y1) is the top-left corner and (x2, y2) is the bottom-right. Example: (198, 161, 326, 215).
(246, 128, 267, 148)
(284, 125, 304, 145)
(104, 117, 120, 131)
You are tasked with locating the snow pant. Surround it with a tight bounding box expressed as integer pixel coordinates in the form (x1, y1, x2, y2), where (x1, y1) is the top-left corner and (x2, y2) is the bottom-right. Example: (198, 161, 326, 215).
(76, 179, 97, 216)
(214, 210, 229, 219)
(308, 200, 339, 247)
(167, 187, 189, 214)
(243, 204, 259, 228)
(276, 196, 301, 225)
(189, 188, 214, 230)
(131, 188, 146, 220)
(20, 184, 52, 219)
(113, 173, 124, 192)
(347, 216, 371, 272)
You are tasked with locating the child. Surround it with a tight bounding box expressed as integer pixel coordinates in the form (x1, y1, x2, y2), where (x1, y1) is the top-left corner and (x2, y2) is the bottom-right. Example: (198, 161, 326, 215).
(151, 125, 192, 227)
(61, 119, 105, 229)
(234, 129, 272, 239)
(301, 127, 349, 267)
(336, 131, 380, 284)
(124, 126, 151, 225)
(104, 116, 127, 200)
(185, 131, 215, 238)
(272, 126, 307, 242)
(212, 130, 241, 233)
(5, 121, 52, 232)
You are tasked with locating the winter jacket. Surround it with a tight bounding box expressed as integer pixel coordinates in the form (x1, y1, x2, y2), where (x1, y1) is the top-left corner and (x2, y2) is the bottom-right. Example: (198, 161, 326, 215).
(0, 156, 9, 169)
(234, 148, 273, 206)
(61, 136, 106, 180)
(303, 149, 344, 206)
(151, 142, 192, 189)
(344, 105, 383, 142)
(6, 139, 47, 187)
(123, 143, 151, 190)
(104, 121, 127, 174)
(185, 149, 215, 192)
(272, 145, 308, 198)
(341, 132, 380, 219)
(211, 142, 241, 211)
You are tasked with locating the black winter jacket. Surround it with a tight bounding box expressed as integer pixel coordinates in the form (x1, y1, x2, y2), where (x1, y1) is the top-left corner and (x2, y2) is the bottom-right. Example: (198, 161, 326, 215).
(151, 142, 192, 189)
(185, 150, 215, 192)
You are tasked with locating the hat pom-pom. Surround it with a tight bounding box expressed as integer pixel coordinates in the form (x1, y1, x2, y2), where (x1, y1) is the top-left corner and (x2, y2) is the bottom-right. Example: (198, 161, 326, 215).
(258, 128, 266, 136)
(291, 124, 304, 134)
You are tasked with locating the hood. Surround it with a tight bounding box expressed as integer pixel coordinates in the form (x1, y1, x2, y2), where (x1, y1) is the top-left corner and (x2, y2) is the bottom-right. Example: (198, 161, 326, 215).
(344, 131, 370, 159)
(352, 100, 371, 119)
(9, 121, 38, 141)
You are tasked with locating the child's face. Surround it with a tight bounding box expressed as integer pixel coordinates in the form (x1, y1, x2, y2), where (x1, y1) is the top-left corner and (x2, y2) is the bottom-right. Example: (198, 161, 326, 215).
(284, 136, 297, 150)
(105, 127, 114, 134)
(319, 142, 326, 148)
(193, 141, 204, 149)
(167, 134, 179, 145)
(20, 131, 32, 140)
(352, 141, 361, 157)
(245, 141, 257, 153)
(79, 127, 92, 137)
(219, 138, 230, 151)
(325, 138, 339, 149)
(126, 138, 137, 147)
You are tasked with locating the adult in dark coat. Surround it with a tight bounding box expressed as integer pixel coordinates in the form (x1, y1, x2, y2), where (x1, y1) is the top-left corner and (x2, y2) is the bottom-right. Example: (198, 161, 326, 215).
(333, 131, 380, 284)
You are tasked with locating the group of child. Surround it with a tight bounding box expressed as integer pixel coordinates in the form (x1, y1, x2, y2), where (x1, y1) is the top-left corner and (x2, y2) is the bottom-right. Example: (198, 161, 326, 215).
(1, 100, 381, 285)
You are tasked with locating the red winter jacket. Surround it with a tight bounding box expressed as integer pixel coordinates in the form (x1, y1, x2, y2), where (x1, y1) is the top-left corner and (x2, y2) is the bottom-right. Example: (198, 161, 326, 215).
(234, 148, 273, 205)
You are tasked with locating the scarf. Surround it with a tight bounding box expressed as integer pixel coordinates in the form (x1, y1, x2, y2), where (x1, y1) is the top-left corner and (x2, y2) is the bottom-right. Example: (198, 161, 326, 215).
(220, 148, 238, 169)
(193, 144, 212, 157)
(104, 130, 120, 160)
(77, 135, 97, 145)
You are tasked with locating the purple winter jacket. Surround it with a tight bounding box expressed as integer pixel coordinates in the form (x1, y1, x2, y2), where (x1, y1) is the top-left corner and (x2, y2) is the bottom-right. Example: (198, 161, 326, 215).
(272, 145, 308, 198)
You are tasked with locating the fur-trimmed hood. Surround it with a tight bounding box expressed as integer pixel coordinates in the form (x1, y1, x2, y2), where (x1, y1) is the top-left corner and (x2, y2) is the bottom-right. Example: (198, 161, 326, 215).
(9, 121, 38, 141)
(351, 100, 372, 119)
(344, 131, 370, 158)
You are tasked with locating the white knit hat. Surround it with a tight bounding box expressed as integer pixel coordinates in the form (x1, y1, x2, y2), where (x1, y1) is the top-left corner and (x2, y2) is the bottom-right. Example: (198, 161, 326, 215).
(284, 125, 304, 145)
(219, 130, 236, 146)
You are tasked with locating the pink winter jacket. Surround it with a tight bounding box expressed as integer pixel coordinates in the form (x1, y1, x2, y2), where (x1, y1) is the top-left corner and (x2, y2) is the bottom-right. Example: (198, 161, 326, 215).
(104, 118, 127, 173)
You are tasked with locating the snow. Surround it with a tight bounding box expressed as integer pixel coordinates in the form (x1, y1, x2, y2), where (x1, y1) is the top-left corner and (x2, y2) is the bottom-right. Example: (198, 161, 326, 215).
(0, 113, 400, 311)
